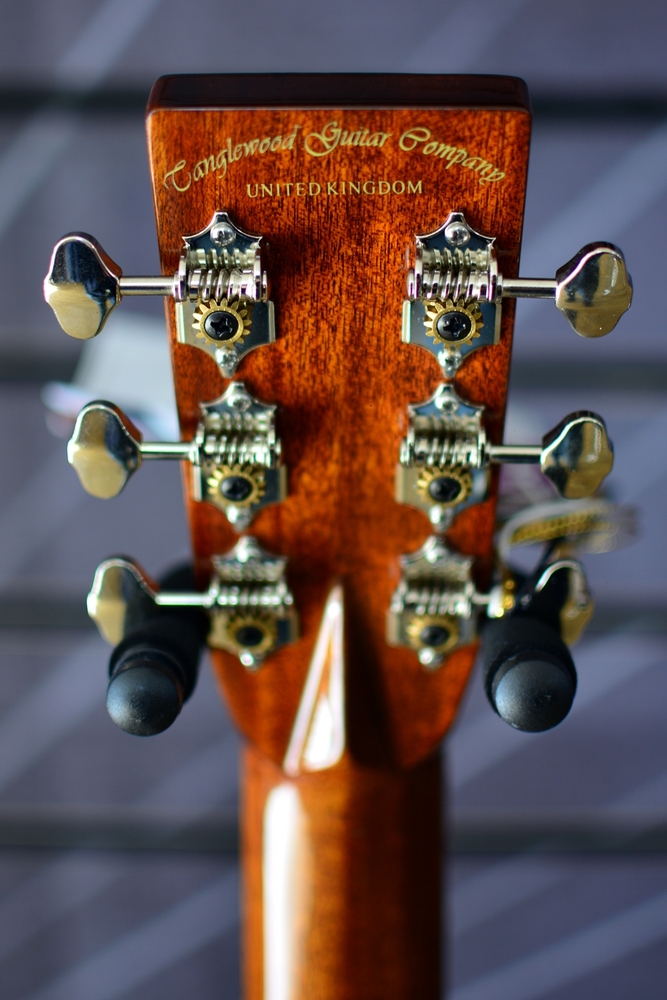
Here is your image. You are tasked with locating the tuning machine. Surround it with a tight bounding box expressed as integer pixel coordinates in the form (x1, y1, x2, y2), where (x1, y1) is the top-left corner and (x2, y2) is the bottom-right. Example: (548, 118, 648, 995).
(387, 529, 593, 734)
(397, 383, 613, 530)
(386, 536, 481, 668)
(89, 537, 298, 671)
(403, 211, 632, 377)
(67, 381, 286, 531)
(44, 212, 274, 378)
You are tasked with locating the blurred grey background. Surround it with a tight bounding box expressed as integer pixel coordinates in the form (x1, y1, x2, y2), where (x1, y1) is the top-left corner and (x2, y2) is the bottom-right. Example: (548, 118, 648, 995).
(0, 1, 667, 998)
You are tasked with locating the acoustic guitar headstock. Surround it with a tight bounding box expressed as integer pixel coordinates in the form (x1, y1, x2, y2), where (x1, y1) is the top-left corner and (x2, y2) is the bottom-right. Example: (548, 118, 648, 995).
(45, 75, 631, 765)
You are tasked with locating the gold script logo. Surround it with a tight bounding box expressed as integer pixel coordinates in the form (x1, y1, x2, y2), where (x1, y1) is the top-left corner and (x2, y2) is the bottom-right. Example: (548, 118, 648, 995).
(304, 121, 392, 157)
(164, 124, 302, 192)
(162, 118, 506, 194)
(398, 127, 505, 185)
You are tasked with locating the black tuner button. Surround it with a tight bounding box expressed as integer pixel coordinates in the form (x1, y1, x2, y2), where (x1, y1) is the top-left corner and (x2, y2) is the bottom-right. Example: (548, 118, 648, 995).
(107, 648, 185, 736)
(482, 616, 577, 733)
(106, 566, 207, 737)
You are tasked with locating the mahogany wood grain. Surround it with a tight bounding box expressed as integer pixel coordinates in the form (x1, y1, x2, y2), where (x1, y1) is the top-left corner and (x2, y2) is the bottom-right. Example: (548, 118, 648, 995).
(146, 75, 531, 999)
(242, 746, 442, 1000)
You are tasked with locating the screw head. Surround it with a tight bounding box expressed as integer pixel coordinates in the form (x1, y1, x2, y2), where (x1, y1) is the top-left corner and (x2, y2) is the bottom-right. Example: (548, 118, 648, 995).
(418, 647, 443, 668)
(225, 383, 252, 411)
(436, 310, 472, 343)
(420, 624, 452, 648)
(220, 475, 253, 502)
(428, 476, 463, 504)
(210, 220, 236, 247)
(445, 221, 471, 247)
(235, 624, 265, 648)
(204, 309, 240, 341)
(216, 347, 239, 377)
(438, 348, 462, 378)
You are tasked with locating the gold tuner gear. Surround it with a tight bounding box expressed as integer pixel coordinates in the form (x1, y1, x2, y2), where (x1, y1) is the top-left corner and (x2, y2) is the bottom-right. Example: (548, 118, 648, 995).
(424, 298, 483, 347)
(206, 465, 266, 508)
(215, 611, 278, 658)
(193, 297, 252, 346)
(406, 614, 460, 656)
(416, 466, 473, 507)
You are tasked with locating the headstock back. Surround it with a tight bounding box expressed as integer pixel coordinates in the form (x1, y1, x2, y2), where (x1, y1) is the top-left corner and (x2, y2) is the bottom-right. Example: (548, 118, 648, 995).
(145, 74, 531, 768)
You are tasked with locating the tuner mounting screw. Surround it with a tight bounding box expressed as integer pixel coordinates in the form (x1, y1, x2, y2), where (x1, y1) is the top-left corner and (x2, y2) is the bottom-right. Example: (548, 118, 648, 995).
(417, 466, 473, 507)
(206, 465, 266, 508)
(425, 299, 483, 347)
(210, 220, 237, 246)
(193, 298, 251, 346)
(407, 613, 460, 667)
(444, 221, 471, 247)
(216, 348, 240, 377)
(438, 348, 462, 378)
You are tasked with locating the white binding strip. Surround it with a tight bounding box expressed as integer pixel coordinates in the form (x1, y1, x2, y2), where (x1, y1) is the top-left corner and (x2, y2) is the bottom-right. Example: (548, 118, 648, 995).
(283, 584, 345, 777)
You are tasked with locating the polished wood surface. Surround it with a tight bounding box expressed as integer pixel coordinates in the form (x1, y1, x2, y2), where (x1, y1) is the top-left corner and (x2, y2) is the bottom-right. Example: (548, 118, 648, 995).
(148, 72, 529, 111)
(146, 75, 531, 998)
(242, 746, 442, 1000)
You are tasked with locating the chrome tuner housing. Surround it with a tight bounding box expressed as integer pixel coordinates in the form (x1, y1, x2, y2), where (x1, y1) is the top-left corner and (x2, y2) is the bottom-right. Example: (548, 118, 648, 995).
(402, 211, 632, 379)
(403, 211, 499, 379)
(387, 536, 479, 669)
(175, 211, 274, 378)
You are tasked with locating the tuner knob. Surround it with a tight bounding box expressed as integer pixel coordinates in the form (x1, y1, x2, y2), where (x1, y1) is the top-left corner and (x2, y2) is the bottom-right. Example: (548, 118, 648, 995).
(554, 243, 632, 338)
(68, 402, 141, 498)
(67, 401, 192, 498)
(539, 412, 614, 499)
(482, 615, 577, 732)
(104, 566, 206, 737)
(489, 411, 613, 499)
(43, 234, 174, 340)
(503, 242, 633, 338)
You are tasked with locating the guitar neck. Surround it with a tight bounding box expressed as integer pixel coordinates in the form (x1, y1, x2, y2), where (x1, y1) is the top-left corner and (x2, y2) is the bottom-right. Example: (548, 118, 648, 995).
(242, 745, 442, 998)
